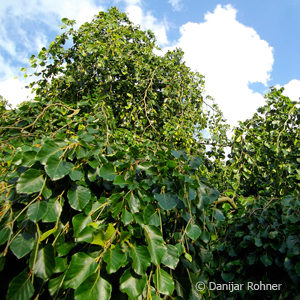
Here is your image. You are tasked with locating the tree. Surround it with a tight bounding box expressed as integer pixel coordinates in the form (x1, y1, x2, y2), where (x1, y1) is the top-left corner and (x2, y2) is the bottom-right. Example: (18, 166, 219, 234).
(227, 88, 299, 198)
(208, 89, 300, 299)
(0, 7, 227, 299)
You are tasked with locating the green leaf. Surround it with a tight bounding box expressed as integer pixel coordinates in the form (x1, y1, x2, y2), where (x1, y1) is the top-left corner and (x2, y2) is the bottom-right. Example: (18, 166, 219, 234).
(41, 184, 52, 199)
(153, 267, 175, 296)
(16, 169, 44, 194)
(45, 155, 73, 181)
(69, 168, 84, 181)
(56, 242, 75, 256)
(36, 140, 63, 165)
(154, 193, 178, 210)
(103, 245, 127, 274)
(254, 237, 262, 247)
(33, 245, 55, 279)
(42, 199, 62, 222)
(171, 150, 185, 159)
(129, 245, 151, 275)
(184, 252, 192, 263)
(99, 163, 116, 181)
(48, 273, 65, 296)
(72, 213, 94, 243)
(119, 268, 147, 299)
(200, 231, 210, 244)
(0, 226, 11, 245)
(6, 270, 34, 300)
(40, 226, 57, 242)
(63, 252, 97, 289)
(68, 185, 91, 211)
(75, 274, 112, 300)
(144, 225, 167, 266)
(221, 272, 234, 282)
(127, 193, 141, 213)
(122, 209, 133, 226)
(113, 174, 127, 187)
(188, 188, 197, 201)
(10, 233, 35, 259)
(186, 223, 201, 241)
(189, 156, 202, 169)
(54, 257, 68, 273)
(260, 254, 272, 267)
(162, 245, 179, 269)
(21, 151, 37, 167)
(214, 209, 225, 221)
(27, 201, 47, 222)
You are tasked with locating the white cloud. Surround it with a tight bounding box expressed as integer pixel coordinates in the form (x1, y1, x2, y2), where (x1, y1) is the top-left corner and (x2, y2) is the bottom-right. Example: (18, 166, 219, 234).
(125, 4, 169, 45)
(0, 78, 33, 107)
(167, 4, 274, 126)
(168, 0, 183, 11)
(282, 79, 300, 101)
(0, 0, 102, 28)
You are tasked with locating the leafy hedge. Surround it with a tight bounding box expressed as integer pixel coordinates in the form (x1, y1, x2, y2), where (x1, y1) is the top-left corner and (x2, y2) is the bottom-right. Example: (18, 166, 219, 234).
(0, 132, 225, 299)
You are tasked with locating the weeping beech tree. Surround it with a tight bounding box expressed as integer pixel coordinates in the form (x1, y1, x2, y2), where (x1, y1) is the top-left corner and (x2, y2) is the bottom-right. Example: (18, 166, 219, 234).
(0, 7, 228, 300)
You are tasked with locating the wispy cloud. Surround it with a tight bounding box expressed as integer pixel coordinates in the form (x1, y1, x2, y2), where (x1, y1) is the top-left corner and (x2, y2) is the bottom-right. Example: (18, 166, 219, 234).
(168, 0, 183, 11)
(0, 0, 104, 106)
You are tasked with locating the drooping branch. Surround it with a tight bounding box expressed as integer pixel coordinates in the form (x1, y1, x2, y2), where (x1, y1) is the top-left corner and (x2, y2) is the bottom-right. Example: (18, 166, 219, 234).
(214, 196, 237, 210)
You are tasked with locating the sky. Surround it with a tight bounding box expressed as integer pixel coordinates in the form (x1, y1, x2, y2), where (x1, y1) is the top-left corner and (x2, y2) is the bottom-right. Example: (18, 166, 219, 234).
(0, 0, 300, 126)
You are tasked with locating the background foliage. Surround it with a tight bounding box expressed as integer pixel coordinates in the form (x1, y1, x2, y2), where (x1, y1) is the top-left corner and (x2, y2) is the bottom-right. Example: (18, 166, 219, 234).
(0, 7, 299, 300)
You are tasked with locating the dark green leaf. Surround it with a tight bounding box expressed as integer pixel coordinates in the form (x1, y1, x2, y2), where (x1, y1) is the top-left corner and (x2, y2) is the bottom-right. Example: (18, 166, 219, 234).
(162, 244, 180, 269)
(63, 252, 97, 289)
(16, 169, 44, 194)
(154, 193, 178, 210)
(6, 270, 34, 300)
(10, 233, 35, 259)
(200, 231, 210, 244)
(75, 274, 112, 300)
(129, 245, 151, 275)
(103, 245, 127, 274)
(36, 140, 63, 165)
(144, 225, 167, 266)
(69, 168, 84, 181)
(0, 226, 11, 245)
(221, 272, 234, 282)
(27, 201, 47, 222)
(113, 175, 127, 187)
(99, 163, 116, 181)
(189, 156, 202, 169)
(122, 209, 133, 226)
(186, 223, 201, 241)
(67, 185, 91, 211)
(214, 209, 225, 221)
(153, 267, 175, 296)
(45, 155, 73, 181)
(33, 245, 55, 279)
(119, 268, 147, 299)
(42, 199, 62, 222)
(260, 254, 272, 267)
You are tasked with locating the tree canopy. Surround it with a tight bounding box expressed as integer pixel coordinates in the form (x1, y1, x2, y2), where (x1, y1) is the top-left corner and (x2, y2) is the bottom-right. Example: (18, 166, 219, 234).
(0, 7, 299, 300)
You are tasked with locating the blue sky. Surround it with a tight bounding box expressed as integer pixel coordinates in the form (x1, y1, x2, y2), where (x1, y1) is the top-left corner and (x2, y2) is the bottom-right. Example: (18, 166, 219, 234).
(0, 0, 299, 126)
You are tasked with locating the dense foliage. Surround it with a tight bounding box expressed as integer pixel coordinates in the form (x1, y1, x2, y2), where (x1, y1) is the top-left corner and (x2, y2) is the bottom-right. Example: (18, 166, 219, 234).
(0, 7, 299, 300)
